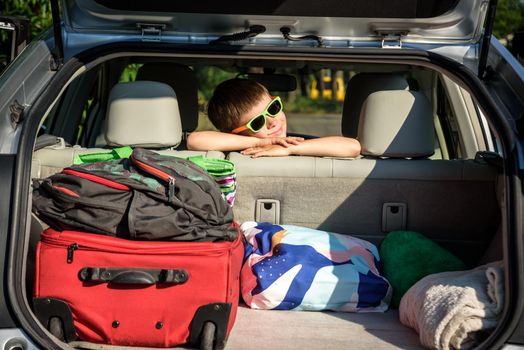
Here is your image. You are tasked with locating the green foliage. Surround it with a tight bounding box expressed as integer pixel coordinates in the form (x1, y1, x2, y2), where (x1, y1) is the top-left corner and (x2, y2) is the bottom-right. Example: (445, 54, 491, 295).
(285, 95, 343, 114)
(119, 64, 143, 83)
(0, 0, 53, 69)
(1, 0, 53, 38)
(493, 0, 524, 39)
(194, 66, 236, 109)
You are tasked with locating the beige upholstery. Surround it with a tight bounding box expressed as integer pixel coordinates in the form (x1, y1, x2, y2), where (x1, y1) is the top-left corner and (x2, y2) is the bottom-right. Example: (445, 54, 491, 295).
(228, 153, 342, 177)
(229, 152, 495, 181)
(342, 73, 409, 137)
(358, 90, 434, 158)
(105, 81, 183, 148)
(32, 144, 108, 179)
(136, 63, 199, 133)
(32, 140, 225, 179)
(155, 149, 225, 159)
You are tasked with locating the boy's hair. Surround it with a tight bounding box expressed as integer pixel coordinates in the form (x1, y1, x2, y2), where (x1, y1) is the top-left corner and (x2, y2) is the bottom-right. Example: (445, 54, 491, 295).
(207, 78, 269, 132)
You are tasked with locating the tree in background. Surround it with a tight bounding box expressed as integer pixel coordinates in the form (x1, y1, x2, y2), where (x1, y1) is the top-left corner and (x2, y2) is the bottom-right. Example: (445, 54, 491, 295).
(493, 0, 524, 40)
(1, 0, 52, 38)
(0, 0, 53, 70)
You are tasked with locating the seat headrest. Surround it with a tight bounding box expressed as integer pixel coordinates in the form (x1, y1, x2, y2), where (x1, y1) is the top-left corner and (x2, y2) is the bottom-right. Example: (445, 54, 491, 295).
(105, 81, 183, 148)
(342, 73, 409, 138)
(358, 90, 434, 158)
(136, 63, 199, 132)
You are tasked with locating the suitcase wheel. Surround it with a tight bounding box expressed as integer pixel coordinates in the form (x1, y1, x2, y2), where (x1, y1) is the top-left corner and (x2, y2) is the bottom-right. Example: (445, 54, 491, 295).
(200, 321, 216, 350)
(48, 316, 65, 341)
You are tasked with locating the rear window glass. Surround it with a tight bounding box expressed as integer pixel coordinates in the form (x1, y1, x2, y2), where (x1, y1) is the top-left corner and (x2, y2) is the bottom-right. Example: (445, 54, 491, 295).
(94, 0, 459, 18)
(119, 64, 344, 138)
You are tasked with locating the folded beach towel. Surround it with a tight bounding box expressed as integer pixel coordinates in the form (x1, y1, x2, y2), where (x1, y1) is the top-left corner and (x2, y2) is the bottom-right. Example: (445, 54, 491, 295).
(399, 261, 504, 350)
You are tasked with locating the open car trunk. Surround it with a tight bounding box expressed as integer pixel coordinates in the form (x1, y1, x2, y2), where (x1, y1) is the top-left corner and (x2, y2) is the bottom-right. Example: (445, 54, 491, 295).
(23, 46, 505, 350)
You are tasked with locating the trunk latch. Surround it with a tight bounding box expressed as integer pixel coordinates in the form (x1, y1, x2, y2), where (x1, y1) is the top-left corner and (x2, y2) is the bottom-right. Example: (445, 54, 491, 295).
(137, 23, 166, 42)
(381, 33, 403, 49)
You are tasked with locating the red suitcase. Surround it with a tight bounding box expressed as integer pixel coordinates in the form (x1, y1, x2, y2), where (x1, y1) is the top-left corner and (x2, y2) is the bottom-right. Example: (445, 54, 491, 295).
(33, 227, 244, 349)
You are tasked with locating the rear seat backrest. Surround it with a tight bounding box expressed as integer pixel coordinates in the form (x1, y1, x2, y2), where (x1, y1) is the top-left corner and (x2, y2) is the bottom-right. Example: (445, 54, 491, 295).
(342, 73, 409, 138)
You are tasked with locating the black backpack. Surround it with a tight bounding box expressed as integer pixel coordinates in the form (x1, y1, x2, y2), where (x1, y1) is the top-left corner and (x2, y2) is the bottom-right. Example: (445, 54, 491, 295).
(32, 148, 237, 242)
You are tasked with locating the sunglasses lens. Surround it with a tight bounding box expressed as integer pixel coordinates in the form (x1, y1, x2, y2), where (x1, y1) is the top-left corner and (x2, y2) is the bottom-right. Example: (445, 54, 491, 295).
(267, 99, 282, 116)
(249, 115, 266, 132)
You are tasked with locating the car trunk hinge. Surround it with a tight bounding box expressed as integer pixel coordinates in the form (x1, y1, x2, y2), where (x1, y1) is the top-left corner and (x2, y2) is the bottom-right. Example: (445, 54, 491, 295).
(138, 23, 166, 42)
(478, 0, 498, 79)
(50, 0, 64, 70)
(379, 31, 407, 49)
(9, 99, 25, 129)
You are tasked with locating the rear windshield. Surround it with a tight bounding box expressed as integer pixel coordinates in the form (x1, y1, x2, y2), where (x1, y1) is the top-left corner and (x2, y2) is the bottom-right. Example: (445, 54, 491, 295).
(93, 0, 459, 18)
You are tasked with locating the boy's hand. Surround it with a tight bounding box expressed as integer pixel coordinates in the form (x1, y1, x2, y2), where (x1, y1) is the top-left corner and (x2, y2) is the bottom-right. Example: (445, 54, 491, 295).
(256, 136, 304, 148)
(241, 145, 291, 158)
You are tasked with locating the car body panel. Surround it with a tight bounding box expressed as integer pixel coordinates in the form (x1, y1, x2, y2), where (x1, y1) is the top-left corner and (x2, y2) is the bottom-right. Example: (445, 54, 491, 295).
(0, 38, 57, 154)
(53, 0, 492, 67)
(0, 155, 17, 329)
(0, 329, 39, 350)
(63, 0, 488, 45)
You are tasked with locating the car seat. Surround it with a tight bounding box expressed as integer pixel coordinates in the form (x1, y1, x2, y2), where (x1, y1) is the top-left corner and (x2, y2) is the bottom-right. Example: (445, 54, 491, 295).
(342, 72, 409, 138)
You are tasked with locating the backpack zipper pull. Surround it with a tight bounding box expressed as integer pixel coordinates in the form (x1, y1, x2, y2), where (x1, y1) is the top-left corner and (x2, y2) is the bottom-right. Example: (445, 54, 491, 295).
(67, 243, 78, 263)
(168, 177, 175, 202)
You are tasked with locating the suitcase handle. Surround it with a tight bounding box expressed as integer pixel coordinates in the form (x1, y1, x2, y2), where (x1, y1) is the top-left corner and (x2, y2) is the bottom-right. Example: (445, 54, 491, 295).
(78, 267, 189, 285)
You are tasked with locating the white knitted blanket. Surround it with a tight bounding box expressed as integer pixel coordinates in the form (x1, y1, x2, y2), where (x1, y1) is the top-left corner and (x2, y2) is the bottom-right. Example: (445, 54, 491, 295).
(399, 262, 504, 350)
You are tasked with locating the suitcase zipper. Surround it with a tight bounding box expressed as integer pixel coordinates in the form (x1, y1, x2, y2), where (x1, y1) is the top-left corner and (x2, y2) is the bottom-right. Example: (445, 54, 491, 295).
(67, 243, 78, 263)
(130, 155, 175, 201)
(42, 231, 238, 256)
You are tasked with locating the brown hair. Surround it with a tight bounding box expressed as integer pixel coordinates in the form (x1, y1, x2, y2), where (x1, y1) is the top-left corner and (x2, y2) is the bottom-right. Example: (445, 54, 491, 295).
(207, 78, 269, 132)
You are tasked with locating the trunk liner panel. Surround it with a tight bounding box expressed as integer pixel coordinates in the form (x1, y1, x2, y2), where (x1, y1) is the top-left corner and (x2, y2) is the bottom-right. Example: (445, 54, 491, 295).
(226, 306, 423, 349)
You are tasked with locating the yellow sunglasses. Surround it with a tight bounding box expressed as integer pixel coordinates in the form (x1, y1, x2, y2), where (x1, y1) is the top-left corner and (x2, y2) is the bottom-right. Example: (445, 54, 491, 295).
(231, 96, 283, 134)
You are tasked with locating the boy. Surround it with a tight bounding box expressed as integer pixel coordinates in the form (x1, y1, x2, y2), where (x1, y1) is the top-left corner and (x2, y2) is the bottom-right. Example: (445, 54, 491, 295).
(187, 78, 360, 158)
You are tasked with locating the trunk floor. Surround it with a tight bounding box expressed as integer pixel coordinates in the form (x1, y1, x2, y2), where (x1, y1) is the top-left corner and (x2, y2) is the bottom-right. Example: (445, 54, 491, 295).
(70, 306, 423, 350)
(225, 306, 424, 350)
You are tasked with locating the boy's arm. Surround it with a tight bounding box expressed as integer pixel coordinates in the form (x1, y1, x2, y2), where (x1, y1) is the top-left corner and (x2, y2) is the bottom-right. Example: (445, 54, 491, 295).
(187, 131, 303, 151)
(242, 136, 361, 158)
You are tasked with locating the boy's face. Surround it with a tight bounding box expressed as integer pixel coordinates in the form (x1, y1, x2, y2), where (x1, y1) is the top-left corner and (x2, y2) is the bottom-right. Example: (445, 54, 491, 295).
(236, 93, 287, 138)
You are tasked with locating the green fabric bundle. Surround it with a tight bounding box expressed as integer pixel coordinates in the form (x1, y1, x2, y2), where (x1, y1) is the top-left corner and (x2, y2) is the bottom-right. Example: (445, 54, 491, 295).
(380, 230, 466, 308)
(185, 155, 235, 177)
(73, 146, 133, 164)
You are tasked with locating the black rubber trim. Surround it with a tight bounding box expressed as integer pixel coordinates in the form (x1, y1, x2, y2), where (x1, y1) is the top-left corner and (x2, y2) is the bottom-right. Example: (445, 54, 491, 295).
(92, 0, 459, 18)
(7, 41, 521, 350)
(0, 155, 16, 328)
